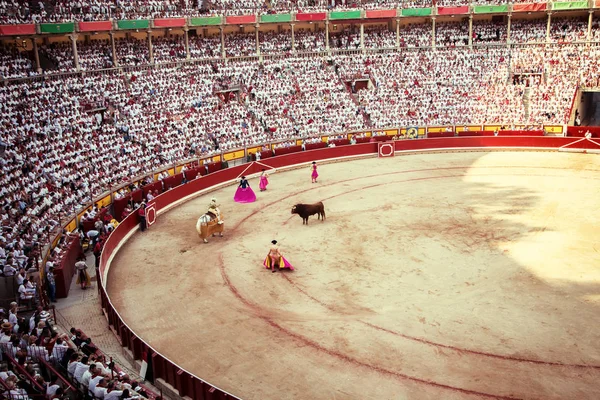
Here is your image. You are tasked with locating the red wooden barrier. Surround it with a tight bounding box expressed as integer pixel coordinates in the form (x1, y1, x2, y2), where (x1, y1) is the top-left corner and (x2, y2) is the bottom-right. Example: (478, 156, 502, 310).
(304, 142, 328, 150)
(427, 131, 455, 138)
(457, 130, 495, 137)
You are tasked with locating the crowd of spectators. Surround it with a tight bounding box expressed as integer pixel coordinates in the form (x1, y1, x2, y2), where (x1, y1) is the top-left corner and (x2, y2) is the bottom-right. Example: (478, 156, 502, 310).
(436, 21, 469, 47)
(0, 304, 158, 400)
(78, 39, 115, 71)
(115, 37, 150, 66)
(329, 27, 360, 50)
(400, 22, 432, 48)
(0, 43, 37, 79)
(260, 30, 292, 54)
(3, 17, 594, 80)
(510, 19, 547, 44)
(246, 58, 367, 137)
(472, 20, 507, 43)
(337, 48, 525, 127)
(40, 42, 76, 73)
(550, 17, 588, 43)
(363, 26, 396, 49)
(1, 26, 599, 273)
(525, 45, 599, 124)
(152, 35, 186, 63)
(0, 0, 208, 24)
(294, 29, 327, 52)
(189, 34, 222, 59)
(224, 32, 257, 57)
(3, 0, 600, 25)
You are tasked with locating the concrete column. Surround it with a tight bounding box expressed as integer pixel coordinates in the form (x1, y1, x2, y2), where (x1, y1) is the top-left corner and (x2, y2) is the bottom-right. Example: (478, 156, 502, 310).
(291, 23, 295, 52)
(468, 15, 473, 48)
(432, 17, 436, 49)
(220, 26, 226, 58)
(360, 23, 364, 50)
(32, 38, 41, 73)
(109, 32, 118, 67)
(184, 27, 190, 60)
(69, 33, 80, 71)
(325, 21, 330, 50)
(396, 19, 400, 49)
(588, 10, 593, 42)
(147, 30, 154, 64)
(546, 12, 552, 44)
(507, 14, 511, 44)
(255, 23, 260, 56)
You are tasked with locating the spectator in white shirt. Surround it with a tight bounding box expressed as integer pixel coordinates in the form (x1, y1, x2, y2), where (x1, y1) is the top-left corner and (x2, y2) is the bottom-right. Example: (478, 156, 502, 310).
(67, 353, 80, 376)
(89, 375, 104, 395)
(94, 378, 108, 399)
(73, 356, 90, 382)
(80, 364, 96, 388)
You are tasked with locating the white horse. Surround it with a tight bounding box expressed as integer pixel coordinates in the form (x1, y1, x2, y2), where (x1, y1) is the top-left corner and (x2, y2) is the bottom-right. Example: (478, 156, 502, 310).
(196, 213, 224, 243)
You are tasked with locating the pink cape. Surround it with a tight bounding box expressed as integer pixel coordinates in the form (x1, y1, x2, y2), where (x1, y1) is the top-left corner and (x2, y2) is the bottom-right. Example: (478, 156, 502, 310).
(264, 255, 295, 271)
(259, 175, 269, 190)
(311, 167, 319, 179)
(234, 187, 256, 203)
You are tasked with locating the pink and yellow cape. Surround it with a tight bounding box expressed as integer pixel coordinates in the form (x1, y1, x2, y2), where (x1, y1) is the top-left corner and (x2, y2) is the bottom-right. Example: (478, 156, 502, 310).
(263, 255, 295, 271)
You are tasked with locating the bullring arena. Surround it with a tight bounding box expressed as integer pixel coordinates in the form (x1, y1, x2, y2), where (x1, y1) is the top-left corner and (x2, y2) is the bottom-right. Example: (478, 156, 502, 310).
(5, 2, 600, 400)
(105, 148, 600, 400)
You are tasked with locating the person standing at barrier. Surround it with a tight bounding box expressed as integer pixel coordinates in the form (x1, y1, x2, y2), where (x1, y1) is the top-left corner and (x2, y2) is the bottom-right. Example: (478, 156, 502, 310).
(138, 202, 147, 232)
(46, 267, 56, 303)
(311, 161, 319, 183)
(75, 256, 91, 290)
(259, 169, 269, 192)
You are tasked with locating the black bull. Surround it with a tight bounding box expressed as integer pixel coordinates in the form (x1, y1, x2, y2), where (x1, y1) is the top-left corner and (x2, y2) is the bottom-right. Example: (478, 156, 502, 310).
(291, 202, 326, 225)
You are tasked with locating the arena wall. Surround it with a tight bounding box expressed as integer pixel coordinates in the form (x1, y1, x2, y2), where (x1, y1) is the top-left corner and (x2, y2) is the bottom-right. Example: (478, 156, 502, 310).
(97, 135, 600, 400)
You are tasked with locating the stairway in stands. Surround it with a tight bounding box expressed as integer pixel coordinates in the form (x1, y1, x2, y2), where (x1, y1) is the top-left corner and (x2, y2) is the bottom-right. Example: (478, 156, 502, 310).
(523, 87, 531, 121)
(335, 68, 373, 128)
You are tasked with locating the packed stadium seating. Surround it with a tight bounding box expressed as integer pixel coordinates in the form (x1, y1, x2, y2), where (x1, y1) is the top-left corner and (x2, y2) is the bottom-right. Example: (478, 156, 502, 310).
(0, 309, 159, 400)
(1, 8, 600, 398)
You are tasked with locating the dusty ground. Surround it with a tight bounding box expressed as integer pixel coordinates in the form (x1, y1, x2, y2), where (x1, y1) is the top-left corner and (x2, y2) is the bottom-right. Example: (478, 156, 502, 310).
(107, 151, 600, 400)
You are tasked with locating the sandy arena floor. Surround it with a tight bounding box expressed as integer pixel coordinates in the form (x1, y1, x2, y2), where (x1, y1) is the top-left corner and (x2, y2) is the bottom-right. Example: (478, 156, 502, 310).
(107, 151, 600, 400)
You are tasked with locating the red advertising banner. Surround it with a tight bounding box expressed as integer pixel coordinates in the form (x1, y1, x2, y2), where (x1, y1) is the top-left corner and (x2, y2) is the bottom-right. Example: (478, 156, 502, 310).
(225, 15, 257, 24)
(437, 6, 470, 15)
(78, 21, 113, 32)
(365, 9, 397, 18)
(153, 18, 186, 27)
(0, 24, 36, 35)
(512, 3, 547, 12)
(295, 12, 327, 21)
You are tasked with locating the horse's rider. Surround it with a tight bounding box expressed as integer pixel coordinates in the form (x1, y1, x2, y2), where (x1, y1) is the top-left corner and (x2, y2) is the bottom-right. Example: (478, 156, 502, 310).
(207, 198, 224, 224)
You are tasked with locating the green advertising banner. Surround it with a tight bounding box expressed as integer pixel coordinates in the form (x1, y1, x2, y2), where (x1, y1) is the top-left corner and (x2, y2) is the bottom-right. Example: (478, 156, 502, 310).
(190, 16, 222, 26)
(552, 1, 588, 9)
(260, 13, 292, 23)
(40, 22, 75, 33)
(401, 8, 433, 17)
(116, 20, 150, 30)
(473, 5, 509, 13)
(329, 11, 362, 20)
